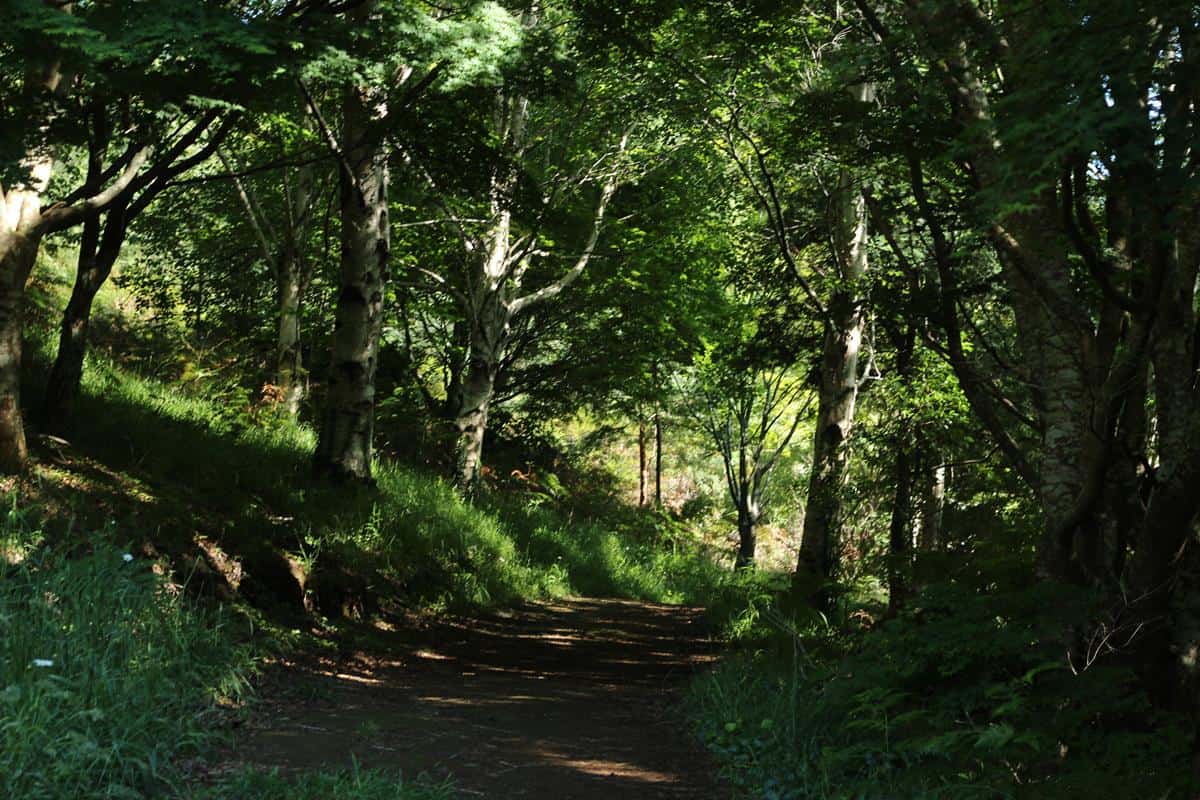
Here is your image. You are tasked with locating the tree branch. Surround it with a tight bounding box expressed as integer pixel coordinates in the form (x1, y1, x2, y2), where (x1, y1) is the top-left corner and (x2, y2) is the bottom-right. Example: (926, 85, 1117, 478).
(509, 131, 630, 316)
(42, 144, 153, 234)
(219, 149, 277, 265)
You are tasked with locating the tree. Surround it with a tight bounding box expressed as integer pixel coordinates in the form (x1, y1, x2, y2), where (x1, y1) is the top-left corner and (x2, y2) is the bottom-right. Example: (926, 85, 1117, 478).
(219, 121, 329, 418)
(690, 352, 806, 568)
(848, 0, 1200, 699)
(793, 85, 875, 602)
(0, 0, 280, 469)
(705, 72, 878, 602)
(629, 2, 884, 600)
(400, 2, 636, 495)
(42, 107, 238, 431)
(302, 0, 523, 482)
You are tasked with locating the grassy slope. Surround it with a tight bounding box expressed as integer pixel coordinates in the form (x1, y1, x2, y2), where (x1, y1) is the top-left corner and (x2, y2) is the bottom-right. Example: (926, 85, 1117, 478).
(18, 344, 754, 619)
(19, 247, 755, 619)
(0, 530, 455, 800)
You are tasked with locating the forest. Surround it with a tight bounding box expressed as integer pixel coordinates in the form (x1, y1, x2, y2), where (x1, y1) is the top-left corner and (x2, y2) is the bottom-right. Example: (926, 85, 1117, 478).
(1, 0, 1198, 797)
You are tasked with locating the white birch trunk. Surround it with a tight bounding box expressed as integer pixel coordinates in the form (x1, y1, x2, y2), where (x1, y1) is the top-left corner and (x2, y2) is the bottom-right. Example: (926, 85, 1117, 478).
(275, 242, 305, 417)
(795, 155, 869, 600)
(314, 80, 389, 482)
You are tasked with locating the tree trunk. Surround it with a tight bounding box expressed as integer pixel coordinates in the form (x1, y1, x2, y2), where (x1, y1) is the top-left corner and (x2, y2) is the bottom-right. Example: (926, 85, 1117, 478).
(1002, 199, 1118, 585)
(795, 164, 869, 604)
(886, 327, 917, 613)
(453, 283, 508, 495)
(638, 416, 647, 507)
(795, 296, 865, 598)
(887, 443, 913, 614)
(275, 243, 304, 417)
(0, 233, 39, 472)
(735, 503, 757, 569)
(1128, 445, 1200, 705)
(1127, 244, 1200, 703)
(43, 202, 128, 432)
(453, 346, 498, 496)
(917, 462, 945, 551)
(0, 57, 60, 470)
(223, 149, 315, 419)
(313, 81, 389, 483)
(654, 403, 663, 507)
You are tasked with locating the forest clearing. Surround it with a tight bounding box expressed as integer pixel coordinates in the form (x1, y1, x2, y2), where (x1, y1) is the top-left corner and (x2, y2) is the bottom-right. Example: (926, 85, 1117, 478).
(2, 1, 1199, 798)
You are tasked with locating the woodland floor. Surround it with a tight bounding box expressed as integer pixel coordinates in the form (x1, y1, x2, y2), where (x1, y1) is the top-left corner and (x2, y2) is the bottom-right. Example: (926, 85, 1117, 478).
(212, 599, 731, 799)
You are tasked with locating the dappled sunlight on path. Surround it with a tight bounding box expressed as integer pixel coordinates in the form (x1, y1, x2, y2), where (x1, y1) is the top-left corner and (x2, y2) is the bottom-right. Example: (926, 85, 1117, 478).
(232, 599, 729, 798)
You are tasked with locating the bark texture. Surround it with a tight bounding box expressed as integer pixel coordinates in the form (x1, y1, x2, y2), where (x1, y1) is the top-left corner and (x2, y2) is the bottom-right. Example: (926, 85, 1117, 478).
(795, 155, 869, 602)
(454, 290, 505, 494)
(43, 201, 127, 431)
(314, 81, 389, 482)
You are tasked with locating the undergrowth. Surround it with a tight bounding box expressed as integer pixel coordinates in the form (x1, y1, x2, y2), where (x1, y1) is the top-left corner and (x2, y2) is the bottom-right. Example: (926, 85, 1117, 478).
(185, 763, 453, 800)
(19, 341, 764, 630)
(0, 523, 253, 798)
(688, 572, 1196, 799)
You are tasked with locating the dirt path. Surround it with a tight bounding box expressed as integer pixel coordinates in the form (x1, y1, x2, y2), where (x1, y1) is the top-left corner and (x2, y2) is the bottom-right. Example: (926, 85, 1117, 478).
(231, 599, 731, 798)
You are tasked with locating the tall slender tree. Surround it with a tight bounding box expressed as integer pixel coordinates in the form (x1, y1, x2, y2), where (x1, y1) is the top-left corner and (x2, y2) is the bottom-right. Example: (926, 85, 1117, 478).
(794, 86, 874, 600)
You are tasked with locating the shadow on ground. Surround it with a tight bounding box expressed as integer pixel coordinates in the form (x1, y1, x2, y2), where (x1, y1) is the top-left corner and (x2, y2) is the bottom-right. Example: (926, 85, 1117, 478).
(230, 599, 730, 799)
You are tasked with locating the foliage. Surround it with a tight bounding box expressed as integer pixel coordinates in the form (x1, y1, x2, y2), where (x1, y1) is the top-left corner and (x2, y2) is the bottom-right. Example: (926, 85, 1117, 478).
(690, 574, 1196, 799)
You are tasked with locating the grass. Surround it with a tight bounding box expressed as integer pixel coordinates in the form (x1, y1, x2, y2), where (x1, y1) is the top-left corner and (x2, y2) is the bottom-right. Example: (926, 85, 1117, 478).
(0, 525, 253, 798)
(186, 764, 453, 800)
(0, 512, 454, 799)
